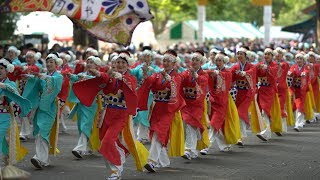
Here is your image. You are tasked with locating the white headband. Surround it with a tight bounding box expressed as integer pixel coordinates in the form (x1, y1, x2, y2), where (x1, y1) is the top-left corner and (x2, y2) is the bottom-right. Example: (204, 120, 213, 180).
(210, 48, 220, 54)
(295, 53, 306, 61)
(86, 47, 99, 56)
(142, 50, 154, 57)
(264, 48, 277, 56)
(0, 58, 14, 73)
(191, 52, 206, 62)
(118, 53, 131, 62)
(46, 53, 63, 66)
(60, 53, 71, 62)
(8, 46, 21, 56)
(87, 56, 102, 66)
(237, 47, 247, 54)
(163, 53, 177, 62)
(26, 51, 41, 61)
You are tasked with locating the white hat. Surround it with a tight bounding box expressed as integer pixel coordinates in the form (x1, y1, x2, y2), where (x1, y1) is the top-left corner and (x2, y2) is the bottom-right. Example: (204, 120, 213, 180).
(60, 52, 71, 62)
(264, 48, 277, 56)
(215, 54, 228, 63)
(210, 48, 220, 54)
(8, 46, 21, 56)
(295, 53, 306, 61)
(25, 51, 42, 61)
(191, 51, 206, 63)
(307, 51, 317, 57)
(257, 51, 264, 56)
(87, 56, 102, 66)
(284, 52, 294, 61)
(275, 47, 286, 54)
(163, 53, 179, 63)
(0, 58, 14, 73)
(68, 51, 76, 61)
(46, 53, 63, 66)
(142, 49, 154, 57)
(237, 47, 247, 55)
(86, 47, 98, 56)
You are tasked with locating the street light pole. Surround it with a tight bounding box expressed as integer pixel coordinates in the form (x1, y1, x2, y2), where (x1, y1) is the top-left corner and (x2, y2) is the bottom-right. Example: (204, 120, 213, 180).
(263, 5, 272, 46)
(198, 0, 207, 47)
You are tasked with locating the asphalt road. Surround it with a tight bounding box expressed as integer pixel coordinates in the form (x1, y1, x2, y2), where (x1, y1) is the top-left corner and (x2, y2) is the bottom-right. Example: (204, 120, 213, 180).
(15, 121, 320, 180)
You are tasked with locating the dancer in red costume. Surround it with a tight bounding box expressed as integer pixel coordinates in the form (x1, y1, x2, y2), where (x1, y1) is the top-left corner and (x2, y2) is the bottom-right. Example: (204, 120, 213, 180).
(72, 51, 138, 180)
(256, 48, 280, 141)
(230, 47, 256, 146)
(274, 47, 290, 133)
(180, 50, 208, 160)
(288, 53, 310, 132)
(139, 49, 185, 172)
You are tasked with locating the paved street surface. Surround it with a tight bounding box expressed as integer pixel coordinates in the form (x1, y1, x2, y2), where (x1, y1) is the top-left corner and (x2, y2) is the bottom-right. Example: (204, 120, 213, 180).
(16, 121, 320, 180)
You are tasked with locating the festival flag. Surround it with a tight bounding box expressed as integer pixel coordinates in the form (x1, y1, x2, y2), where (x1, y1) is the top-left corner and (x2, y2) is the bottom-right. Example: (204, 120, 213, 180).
(0, 0, 154, 45)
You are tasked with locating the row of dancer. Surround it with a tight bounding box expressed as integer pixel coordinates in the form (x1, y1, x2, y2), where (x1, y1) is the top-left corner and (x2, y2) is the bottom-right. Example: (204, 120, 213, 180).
(0, 45, 318, 180)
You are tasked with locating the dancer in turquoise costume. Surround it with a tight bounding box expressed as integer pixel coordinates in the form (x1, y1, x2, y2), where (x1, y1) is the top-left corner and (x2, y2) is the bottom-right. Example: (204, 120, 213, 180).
(6, 46, 22, 66)
(30, 53, 63, 169)
(15, 50, 42, 141)
(68, 56, 102, 159)
(202, 48, 219, 70)
(0, 58, 31, 167)
(130, 50, 161, 143)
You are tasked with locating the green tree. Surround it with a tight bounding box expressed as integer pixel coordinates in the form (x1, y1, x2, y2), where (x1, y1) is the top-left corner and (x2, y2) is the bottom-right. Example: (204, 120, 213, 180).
(0, 13, 20, 41)
(148, 0, 196, 37)
(206, 0, 285, 26)
(275, 0, 314, 26)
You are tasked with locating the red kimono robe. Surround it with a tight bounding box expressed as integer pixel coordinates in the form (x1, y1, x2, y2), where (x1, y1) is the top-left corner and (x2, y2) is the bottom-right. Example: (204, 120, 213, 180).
(73, 60, 86, 74)
(8, 64, 40, 94)
(57, 63, 72, 101)
(256, 61, 278, 117)
(230, 62, 256, 124)
(208, 68, 232, 131)
(289, 64, 309, 113)
(180, 69, 208, 133)
(72, 71, 137, 166)
(276, 61, 290, 118)
(138, 70, 185, 146)
(8, 64, 40, 82)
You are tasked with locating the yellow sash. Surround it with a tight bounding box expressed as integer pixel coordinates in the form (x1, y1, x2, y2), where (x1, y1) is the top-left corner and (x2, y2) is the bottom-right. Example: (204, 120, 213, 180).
(49, 99, 60, 155)
(196, 100, 210, 150)
(305, 91, 314, 120)
(309, 84, 316, 110)
(270, 93, 282, 132)
(168, 111, 185, 157)
(8, 104, 28, 164)
(224, 94, 241, 144)
(122, 116, 149, 171)
(285, 89, 295, 126)
(89, 96, 102, 151)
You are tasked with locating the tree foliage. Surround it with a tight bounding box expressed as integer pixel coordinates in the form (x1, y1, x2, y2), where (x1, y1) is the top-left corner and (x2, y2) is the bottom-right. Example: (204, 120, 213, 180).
(0, 13, 20, 41)
(148, 0, 315, 37)
(275, 0, 314, 26)
(148, 0, 196, 37)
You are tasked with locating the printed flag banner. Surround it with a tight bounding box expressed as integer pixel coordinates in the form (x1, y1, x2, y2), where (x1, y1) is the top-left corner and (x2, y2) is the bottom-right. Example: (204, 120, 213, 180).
(0, 0, 153, 45)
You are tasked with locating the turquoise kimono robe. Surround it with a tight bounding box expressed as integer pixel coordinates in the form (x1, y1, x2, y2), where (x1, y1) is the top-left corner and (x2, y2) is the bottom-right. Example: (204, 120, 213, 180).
(33, 71, 63, 143)
(130, 63, 161, 127)
(12, 58, 22, 66)
(68, 72, 98, 139)
(0, 78, 31, 155)
(202, 61, 216, 70)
